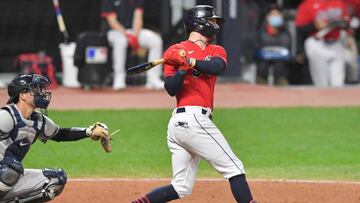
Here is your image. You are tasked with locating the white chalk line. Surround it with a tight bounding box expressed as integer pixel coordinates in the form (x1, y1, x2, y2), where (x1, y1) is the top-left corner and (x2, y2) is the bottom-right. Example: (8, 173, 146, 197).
(68, 178, 360, 185)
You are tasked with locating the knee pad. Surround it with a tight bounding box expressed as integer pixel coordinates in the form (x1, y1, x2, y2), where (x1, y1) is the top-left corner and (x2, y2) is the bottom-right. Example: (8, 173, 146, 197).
(0, 156, 23, 193)
(3, 168, 67, 203)
(0, 165, 21, 187)
(42, 168, 67, 199)
(42, 168, 67, 185)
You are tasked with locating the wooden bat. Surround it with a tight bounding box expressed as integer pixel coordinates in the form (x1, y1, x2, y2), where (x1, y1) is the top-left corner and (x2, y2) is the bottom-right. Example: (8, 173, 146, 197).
(127, 50, 186, 76)
(52, 0, 70, 44)
(127, 58, 165, 76)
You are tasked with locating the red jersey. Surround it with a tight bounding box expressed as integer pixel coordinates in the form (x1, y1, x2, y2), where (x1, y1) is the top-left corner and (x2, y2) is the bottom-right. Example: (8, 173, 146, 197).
(163, 40, 227, 110)
(295, 0, 348, 40)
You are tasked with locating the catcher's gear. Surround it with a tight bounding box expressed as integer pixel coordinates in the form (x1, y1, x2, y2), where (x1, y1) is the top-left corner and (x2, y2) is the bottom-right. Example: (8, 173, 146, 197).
(184, 5, 225, 38)
(86, 122, 112, 153)
(7, 74, 51, 109)
(3, 168, 67, 202)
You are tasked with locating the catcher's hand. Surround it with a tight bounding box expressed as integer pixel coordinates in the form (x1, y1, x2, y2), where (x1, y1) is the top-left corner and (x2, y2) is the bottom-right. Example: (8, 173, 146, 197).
(86, 122, 112, 153)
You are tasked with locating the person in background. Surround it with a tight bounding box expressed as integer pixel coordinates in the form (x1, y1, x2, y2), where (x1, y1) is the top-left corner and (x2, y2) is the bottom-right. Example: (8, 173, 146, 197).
(257, 5, 292, 85)
(101, 0, 164, 90)
(343, 0, 360, 83)
(296, 0, 350, 87)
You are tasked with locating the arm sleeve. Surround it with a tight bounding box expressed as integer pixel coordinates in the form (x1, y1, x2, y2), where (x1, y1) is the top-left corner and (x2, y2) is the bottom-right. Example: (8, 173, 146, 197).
(136, 0, 144, 8)
(164, 70, 186, 97)
(101, 0, 116, 18)
(194, 57, 226, 76)
(50, 128, 88, 142)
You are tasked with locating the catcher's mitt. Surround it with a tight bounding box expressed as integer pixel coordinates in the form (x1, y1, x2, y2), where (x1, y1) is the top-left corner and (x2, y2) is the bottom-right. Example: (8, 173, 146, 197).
(86, 122, 112, 153)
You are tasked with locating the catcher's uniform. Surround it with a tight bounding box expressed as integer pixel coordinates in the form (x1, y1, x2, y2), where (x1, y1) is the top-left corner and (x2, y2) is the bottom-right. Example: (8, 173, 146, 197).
(0, 104, 63, 201)
(163, 41, 245, 198)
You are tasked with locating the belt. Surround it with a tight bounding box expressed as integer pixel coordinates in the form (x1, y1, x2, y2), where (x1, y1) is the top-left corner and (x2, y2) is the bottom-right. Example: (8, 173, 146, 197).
(176, 107, 213, 120)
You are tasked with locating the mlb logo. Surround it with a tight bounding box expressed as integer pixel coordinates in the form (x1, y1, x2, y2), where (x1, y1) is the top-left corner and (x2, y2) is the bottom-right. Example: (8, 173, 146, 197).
(86, 46, 108, 64)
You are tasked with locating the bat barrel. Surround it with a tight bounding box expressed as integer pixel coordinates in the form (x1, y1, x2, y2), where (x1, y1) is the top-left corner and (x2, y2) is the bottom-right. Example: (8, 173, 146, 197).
(127, 58, 165, 77)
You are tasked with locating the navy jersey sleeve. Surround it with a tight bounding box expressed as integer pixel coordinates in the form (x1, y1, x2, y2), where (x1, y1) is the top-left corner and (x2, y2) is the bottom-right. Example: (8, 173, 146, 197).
(101, 0, 115, 17)
(136, 0, 144, 8)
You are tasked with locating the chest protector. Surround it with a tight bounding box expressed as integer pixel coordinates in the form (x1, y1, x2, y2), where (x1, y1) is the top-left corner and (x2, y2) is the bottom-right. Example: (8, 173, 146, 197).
(0, 105, 44, 162)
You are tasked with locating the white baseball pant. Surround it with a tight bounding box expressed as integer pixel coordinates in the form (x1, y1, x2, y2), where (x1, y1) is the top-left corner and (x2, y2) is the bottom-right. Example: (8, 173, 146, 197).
(167, 106, 245, 198)
(305, 36, 346, 87)
(2, 169, 49, 201)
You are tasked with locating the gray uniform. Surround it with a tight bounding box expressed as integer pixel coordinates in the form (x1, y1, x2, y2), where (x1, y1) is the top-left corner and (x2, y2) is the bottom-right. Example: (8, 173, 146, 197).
(0, 104, 63, 202)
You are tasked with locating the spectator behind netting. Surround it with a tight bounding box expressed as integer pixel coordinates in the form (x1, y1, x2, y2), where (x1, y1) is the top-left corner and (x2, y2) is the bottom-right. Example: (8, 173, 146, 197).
(296, 0, 350, 87)
(256, 5, 291, 85)
(101, 0, 164, 90)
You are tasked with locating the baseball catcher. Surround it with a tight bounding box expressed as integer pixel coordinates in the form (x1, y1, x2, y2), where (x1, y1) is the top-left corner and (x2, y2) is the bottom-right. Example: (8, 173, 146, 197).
(0, 74, 113, 202)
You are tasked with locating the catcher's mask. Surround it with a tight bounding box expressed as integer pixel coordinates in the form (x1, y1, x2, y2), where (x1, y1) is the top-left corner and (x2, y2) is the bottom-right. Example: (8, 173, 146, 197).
(7, 74, 52, 109)
(184, 5, 225, 38)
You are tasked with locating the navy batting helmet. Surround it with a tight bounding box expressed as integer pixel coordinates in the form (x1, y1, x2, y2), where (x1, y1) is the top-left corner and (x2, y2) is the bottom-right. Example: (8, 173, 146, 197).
(7, 74, 51, 108)
(184, 5, 225, 38)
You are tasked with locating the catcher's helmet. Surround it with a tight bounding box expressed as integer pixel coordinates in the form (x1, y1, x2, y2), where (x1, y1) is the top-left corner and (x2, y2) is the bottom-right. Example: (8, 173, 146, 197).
(184, 5, 225, 38)
(7, 74, 51, 108)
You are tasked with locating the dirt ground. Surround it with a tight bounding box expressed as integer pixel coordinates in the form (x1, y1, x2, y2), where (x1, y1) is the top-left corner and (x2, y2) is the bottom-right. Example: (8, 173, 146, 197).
(1, 83, 360, 203)
(53, 179, 360, 203)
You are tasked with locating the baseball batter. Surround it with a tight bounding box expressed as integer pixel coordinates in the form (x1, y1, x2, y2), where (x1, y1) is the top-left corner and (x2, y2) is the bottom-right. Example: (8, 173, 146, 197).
(0, 74, 111, 202)
(132, 5, 255, 203)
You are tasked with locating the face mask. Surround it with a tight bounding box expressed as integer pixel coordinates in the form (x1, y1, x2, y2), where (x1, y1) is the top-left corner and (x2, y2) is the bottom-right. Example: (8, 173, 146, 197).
(268, 15, 284, 27)
(34, 92, 51, 109)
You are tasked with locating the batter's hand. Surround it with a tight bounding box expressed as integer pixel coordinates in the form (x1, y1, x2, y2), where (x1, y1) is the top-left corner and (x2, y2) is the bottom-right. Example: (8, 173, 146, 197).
(164, 48, 196, 71)
(86, 122, 112, 153)
(126, 33, 140, 51)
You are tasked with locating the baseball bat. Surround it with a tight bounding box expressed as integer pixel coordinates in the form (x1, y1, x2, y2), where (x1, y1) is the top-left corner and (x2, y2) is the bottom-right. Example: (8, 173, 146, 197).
(127, 58, 165, 76)
(127, 49, 186, 76)
(52, 0, 70, 44)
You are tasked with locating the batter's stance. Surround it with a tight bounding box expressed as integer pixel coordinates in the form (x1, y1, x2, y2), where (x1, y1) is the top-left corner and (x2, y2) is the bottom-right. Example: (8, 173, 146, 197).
(0, 74, 110, 202)
(132, 5, 255, 203)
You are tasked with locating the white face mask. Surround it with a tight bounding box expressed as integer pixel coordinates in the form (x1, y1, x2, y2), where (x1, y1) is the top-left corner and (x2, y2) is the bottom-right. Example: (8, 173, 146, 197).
(268, 15, 284, 27)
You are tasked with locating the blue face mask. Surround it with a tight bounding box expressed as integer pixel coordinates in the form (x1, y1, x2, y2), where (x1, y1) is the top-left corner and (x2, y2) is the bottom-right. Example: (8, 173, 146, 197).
(268, 16, 284, 27)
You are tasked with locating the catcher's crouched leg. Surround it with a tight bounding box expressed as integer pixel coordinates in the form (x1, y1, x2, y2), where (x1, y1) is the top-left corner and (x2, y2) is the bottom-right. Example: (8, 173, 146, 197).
(7, 168, 67, 203)
(41, 168, 67, 200)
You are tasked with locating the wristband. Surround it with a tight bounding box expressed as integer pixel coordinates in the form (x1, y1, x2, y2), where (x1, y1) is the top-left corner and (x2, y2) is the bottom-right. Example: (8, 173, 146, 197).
(188, 58, 196, 68)
(178, 69, 187, 75)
